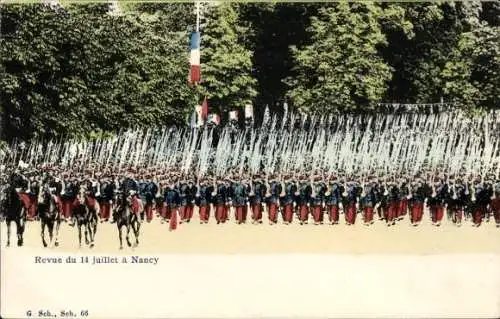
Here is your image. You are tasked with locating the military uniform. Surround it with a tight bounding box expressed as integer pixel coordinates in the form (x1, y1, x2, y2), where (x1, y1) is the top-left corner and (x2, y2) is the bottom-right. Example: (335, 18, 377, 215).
(143, 180, 158, 222)
(360, 182, 377, 225)
(196, 181, 213, 223)
(427, 182, 449, 226)
(447, 183, 469, 226)
(214, 182, 229, 224)
(99, 178, 115, 221)
(397, 182, 409, 220)
(26, 178, 40, 221)
(310, 181, 326, 224)
(343, 181, 361, 225)
(296, 181, 312, 224)
(164, 184, 180, 230)
(472, 182, 491, 227)
(325, 181, 342, 224)
(266, 179, 281, 224)
(232, 181, 249, 224)
(61, 178, 78, 219)
(249, 179, 266, 224)
(408, 181, 426, 225)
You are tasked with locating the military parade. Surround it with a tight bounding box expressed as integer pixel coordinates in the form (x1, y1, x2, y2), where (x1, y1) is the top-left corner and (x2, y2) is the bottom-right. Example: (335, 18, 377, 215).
(1, 107, 499, 249)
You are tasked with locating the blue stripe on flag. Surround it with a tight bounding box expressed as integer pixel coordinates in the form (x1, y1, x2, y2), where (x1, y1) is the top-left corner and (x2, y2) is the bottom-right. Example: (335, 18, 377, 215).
(190, 32, 200, 50)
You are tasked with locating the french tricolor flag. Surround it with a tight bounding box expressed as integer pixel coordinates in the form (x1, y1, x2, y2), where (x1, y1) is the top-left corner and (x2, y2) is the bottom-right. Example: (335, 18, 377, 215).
(189, 31, 201, 85)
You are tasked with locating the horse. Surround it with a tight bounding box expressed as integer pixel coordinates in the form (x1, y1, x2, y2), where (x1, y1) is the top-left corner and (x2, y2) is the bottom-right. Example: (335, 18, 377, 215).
(72, 185, 98, 248)
(38, 185, 62, 247)
(114, 191, 141, 250)
(4, 185, 27, 247)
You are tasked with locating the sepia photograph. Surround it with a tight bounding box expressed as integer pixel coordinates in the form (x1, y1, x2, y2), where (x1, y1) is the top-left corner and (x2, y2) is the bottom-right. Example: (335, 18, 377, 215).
(1, 1, 499, 318)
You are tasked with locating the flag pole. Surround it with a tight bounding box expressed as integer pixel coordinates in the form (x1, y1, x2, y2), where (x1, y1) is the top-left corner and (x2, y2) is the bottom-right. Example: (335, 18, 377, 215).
(196, 1, 200, 33)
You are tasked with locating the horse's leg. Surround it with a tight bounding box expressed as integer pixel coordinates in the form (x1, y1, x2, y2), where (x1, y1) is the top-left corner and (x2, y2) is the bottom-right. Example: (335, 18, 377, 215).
(48, 220, 55, 247)
(84, 223, 90, 246)
(134, 219, 140, 247)
(6, 219, 11, 247)
(118, 224, 123, 250)
(41, 220, 48, 247)
(54, 215, 61, 247)
(126, 222, 132, 247)
(87, 221, 94, 249)
(78, 223, 83, 248)
(17, 216, 25, 247)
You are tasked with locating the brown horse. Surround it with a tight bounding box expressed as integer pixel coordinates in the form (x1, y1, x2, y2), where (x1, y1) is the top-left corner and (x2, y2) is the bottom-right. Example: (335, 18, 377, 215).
(4, 186, 26, 247)
(38, 185, 62, 247)
(72, 185, 98, 248)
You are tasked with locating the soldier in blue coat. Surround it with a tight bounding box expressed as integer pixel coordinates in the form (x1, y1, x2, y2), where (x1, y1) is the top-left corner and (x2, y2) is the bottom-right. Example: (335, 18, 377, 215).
(325, 175, 342, 225)
(195, 177, 214, 224)
(265, 175, 282, 224)
(213, 178, 229, 224)
(164, 179, 180, 229)
(360, 177, 377, 225)
(310, 175, 326, 225)
(232, 179, 249, 224)
(296, 176, 312, 225)
(280, 176, 296, 224)
(249, 175, 266, 224)
(447, 178, 469, 226)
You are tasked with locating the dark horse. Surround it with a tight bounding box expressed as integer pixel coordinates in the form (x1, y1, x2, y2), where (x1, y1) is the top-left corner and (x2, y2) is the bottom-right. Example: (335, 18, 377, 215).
(72, 185, 98, 248)
(114, 191, 140, 249)
(3, 186, 26, 247)
(38, 186, 62, 247)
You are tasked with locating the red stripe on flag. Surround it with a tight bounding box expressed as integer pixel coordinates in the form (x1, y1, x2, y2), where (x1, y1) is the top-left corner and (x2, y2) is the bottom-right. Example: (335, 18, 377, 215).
(190, 65, 201, 84)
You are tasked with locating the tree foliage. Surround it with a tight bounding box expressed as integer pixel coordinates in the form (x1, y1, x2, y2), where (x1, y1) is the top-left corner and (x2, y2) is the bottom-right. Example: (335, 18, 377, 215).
(286, 3, 392, 113)
(0, 2, 498, 142)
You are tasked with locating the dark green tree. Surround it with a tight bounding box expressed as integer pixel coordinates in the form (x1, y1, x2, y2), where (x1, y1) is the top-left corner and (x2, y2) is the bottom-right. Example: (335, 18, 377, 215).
(286, 2, 392, 113)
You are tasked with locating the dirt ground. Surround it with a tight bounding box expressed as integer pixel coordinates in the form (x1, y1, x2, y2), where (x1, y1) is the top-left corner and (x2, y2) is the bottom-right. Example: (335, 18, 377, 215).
(1, 210, 499, 254)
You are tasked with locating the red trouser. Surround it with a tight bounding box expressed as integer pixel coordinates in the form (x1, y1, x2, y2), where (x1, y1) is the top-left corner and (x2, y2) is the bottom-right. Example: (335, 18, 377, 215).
(345, 203, 356, 224)
(199, 205, 211, 222)
(186, 205, 194, 220)
(251, 204, 262, 221)
(179, 206, 187, 221)
(215, 205, 226, 223)
(399, 199, 408, 217)
(156, 202, 165, 218)
(169, 207, 178, 230)
(282, 204, 293, 223)
(430, 205, 445, 223)
(410, 203, 424, 223)
(298, 204, 309, 222)
(387, 202, 398, 222)
(62, 198, 77, 218)
(311, 205, 323, 223)
(491, 198, 500, 224)
(472, 206, 487, 226)
(363, 207, 374, 223)
(144, 204, 153, 222)
(235, 206, 246, 223)
(165, 206, 173, 220)
(131, 197, 140, 215)
(327, 205, 339, 223)
(28, 195, 38, 220)
(454, 209, 463, 223)
(100, 202, 111, 220)
(267, 203, 279, 223)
